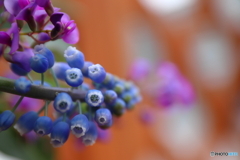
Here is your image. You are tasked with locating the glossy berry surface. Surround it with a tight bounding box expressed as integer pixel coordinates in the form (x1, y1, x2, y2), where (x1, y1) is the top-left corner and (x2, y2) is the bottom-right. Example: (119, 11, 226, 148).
(30, 54, 49, 73)
(85, 89, 104, 107)
(64, 46, 85, 69)
(65, 68, 83, 87)
(88, 64, 106, 83)
(0, 110, 15, 132)
(71, 114, 89, 138)
(95, 108, 112, 129)
(14, 111, 39, 136)
(34, 116, 53, 136)
(34, 44, 55, 68)
(53, 93, 73, 113)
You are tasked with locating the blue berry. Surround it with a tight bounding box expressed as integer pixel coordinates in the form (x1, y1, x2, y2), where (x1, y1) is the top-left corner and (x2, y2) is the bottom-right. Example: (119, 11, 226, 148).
(102, 73, 115, 89)
(50, 121, 70, 147)
(81, 121, 98, 146)
(81, 61, 93, 77)
(52, 62, 71, 81)
(120, 91, 133, 104)
(0, 110, 15, 132)
(95, 108, 112, 129)
(10, 63, 29, 76)
(71, 114, 89, 138)
(53, 93, 73, 113)
(104, 90, 117, 104)
(65, 68, 83, 87)
(34, 116, 53, 136)
(88, 64, 106, 83)
(108, 98, 126, 117)
(34, 44, 55, 68)
(113, 82, 125, 95)
(30, 54, 49, 73)
(14, 111, 39, 135)
(64, 46, 85, 69)
(85, 89, 104, 107)
(14, 77, 31, 94)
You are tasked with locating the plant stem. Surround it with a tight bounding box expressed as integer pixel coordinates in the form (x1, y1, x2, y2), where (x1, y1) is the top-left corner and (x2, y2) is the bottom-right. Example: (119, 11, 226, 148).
(63, 113, 67, 121)
(50, 68, 59, 87)
(37, 103, 47, 114)
(0, 76, 86, 101)
(27, 74, 33, 83)
(41, 73, 44, 86)
(44, 101, 49, 116)
(77, 100, 82, 114)
(20, 30, 51, 35)
(12, 96, 24, 112)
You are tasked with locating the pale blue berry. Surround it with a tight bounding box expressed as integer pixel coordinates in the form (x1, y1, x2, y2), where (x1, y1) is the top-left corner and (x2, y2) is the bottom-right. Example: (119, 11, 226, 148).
(88, 64, 106, 83)
(30, 54, 49, 73)
(65, 68, 83, 87)
(53, 93, 73, 113)
(64, 46, 85, 69)
(85, 89, 104, 107)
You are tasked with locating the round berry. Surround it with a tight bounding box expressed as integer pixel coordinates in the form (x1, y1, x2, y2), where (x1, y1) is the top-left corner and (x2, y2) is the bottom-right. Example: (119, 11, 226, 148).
(88, 64, 106, 83)
(65, 68, 83, 87)
(95, 108, 112, 129)
(30, 54, 49, 73)
(85, 89, 104, 107)
(34, 116, 53, 136)
(34, 44, 55, 68)
(71, 114, 89, 138)
(53, 93, 73, 113)
(64, 46, 85, 69)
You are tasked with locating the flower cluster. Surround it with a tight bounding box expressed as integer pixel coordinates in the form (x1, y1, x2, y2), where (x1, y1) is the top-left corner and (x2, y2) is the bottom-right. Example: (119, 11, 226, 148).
(129, 59, 195, 108)
(0, 0, 141, 148)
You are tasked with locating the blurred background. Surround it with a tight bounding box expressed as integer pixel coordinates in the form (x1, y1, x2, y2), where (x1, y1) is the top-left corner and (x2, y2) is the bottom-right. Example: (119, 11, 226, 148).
(1, 0, 240, 159)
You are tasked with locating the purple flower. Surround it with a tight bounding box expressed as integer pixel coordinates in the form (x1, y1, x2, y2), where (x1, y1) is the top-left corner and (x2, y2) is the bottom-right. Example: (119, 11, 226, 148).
(128, 59, 150, 81)
(5, 48, 34, 72)
(4, 0, 22, 17)
(16, 2, 38, 31)
(34, 6, 60, 29)
(0, 32, 12, 46)
(0, 23, 19, 55)
(35, 0, 50, 8)
(50, 12, 79, 44)
(0, 0, 3, 7)
(155, 62, 195, 107)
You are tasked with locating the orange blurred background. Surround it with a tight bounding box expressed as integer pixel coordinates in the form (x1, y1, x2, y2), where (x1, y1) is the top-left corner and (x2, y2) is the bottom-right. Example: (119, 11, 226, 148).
(33, 0, 240, 159)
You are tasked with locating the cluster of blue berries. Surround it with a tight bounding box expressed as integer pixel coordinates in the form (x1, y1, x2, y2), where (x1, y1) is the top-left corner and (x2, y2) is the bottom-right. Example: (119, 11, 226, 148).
(0, 45, 141, 147)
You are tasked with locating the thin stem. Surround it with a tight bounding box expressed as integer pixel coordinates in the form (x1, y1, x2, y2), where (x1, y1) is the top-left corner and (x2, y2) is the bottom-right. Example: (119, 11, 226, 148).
(37, 103, 47, 114)
(41, 73, 44, 86)
(89, 105, 93, 121)
(50, 68, 59, 87)
(44, 100, 49, 116)
(63, 113, 67, 121)
(77, 100, 82, 114)
(20, 30, 51, 35)
(12, 96, 24, 112)
(27, 74, 33, 83)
